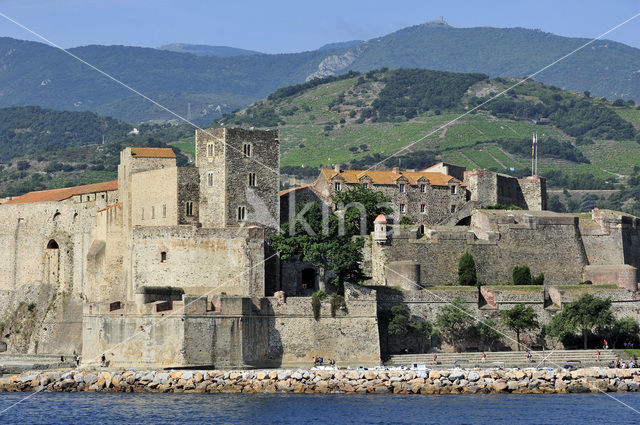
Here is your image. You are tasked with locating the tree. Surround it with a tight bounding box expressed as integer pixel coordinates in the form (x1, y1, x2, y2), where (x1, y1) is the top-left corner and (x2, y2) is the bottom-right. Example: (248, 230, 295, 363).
(598, 317, 640, 349)
(388, 305, 409, 336)
(270, 202, 365, 291)
(502, 305, 539, 350)
(458, 252, 477, 286)
(546, 294, 614, 349)
(512, 266, 532, 285)
(475, 318, 502, 351)
(435, 296, 475, 352)
(548, 195, 566, 213)
(387, 305, 434, 353)
(332, 185, 392, 235)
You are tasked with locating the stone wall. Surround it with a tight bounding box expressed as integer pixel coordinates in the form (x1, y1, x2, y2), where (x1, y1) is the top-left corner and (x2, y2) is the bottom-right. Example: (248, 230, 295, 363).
(131, 167, 178, 227)
(463, 169, 546, 210)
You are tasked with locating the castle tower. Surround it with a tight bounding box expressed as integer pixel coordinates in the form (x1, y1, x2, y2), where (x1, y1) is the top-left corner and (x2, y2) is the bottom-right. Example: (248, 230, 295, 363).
(195, 127, 280, 229)
(374, 214, 388, 243)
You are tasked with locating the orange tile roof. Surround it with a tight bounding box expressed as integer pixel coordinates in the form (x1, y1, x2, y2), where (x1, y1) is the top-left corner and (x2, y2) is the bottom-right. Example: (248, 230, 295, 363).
(130, 147, 176, 158)
(4, 180, 118, 205)
(320, 169, 464, 187)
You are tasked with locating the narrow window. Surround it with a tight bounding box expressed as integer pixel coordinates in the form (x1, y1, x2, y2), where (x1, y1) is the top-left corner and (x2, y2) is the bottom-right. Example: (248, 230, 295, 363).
(207, 143, 214, 157)
(86, 196, 90, 202)
(399, 204, 406, 213)
(207, 172, 214, 187)
(335, 182, 341, 191)
(237, 206, 246, 221)
(399, 183, 405, 193)
(451, 185, 457, 195)
(420, 204, 426, 213)
(151, 206, 155, 219)
(162, 204, 166, 218)
(160, 251, 167, 262)
(141, 208, 144, 220)
(420, 184, 426, 193)
(451, 204, 456, 213)
(243, 143, 252, 157)
(364, 183, 369, 189)
(248, 172, 256, 187)
(186, 201, 194, 217)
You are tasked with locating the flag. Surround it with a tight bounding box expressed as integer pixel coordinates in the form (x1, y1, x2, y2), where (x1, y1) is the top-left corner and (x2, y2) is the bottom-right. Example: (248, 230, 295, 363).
(531, 134, 537, 157)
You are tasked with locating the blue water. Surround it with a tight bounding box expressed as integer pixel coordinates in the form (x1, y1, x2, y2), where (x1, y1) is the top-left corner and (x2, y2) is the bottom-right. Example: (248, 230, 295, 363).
(0, 393, 639, 424)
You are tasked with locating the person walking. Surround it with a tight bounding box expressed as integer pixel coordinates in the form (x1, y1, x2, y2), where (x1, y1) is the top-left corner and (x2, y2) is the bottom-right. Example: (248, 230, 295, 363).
(482, 352, 486, 363)
(604, 339, 609, 350)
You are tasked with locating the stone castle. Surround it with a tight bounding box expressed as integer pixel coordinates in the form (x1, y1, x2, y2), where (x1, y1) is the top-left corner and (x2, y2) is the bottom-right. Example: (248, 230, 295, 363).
(0, 127, 638, 367)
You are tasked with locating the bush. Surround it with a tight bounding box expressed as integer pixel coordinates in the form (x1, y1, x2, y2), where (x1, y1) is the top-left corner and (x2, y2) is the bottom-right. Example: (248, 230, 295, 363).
(532, 272, 544, 285)
(311, 290, 327, 320)
(458, 252, 477, 286)
(513, 266, 532, 285)
(399, 216, 413, 226)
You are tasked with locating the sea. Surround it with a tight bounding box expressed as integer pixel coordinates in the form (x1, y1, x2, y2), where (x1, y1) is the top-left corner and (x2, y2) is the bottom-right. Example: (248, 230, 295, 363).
(0, 392, 639, 424)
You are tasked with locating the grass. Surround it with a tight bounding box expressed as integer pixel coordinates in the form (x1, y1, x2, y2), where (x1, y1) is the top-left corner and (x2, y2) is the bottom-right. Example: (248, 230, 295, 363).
(423, 286, 477, 291)
(624, 349, 640, 357)
(556, 284, 619, 291)
(484, 285, 543, 291)
(171, 140, 195, 157)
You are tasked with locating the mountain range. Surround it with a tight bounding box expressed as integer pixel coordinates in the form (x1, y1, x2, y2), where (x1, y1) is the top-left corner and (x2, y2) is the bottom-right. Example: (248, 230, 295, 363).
(0, 22, 639, 123)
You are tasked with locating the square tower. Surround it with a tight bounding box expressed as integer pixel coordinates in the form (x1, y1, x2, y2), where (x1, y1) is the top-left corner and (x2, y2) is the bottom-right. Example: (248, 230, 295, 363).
(195, 127, 280, 229)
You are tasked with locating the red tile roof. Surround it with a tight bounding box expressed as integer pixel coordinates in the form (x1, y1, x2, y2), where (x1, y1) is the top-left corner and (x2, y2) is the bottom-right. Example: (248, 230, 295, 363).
(4, 180, 118, 205)
(97, 201, 122, 213)
(320, 169, 464, 187)
(130, 147, 176, 158)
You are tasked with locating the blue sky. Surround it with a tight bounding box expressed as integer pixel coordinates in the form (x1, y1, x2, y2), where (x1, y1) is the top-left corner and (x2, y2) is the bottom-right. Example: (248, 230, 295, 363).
(0, 0, 639, 52)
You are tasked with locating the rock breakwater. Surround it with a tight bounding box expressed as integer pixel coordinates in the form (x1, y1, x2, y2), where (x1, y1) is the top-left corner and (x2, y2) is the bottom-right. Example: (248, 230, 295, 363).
(1, 367, 639, 394)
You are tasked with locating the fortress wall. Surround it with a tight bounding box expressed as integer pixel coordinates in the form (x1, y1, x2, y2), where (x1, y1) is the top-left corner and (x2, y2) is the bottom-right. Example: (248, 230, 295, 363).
(372, 214, 587, 287)
(131, 167, 178, 227)
(130, 226, 265, 298)
(0, 196, 109, 354)
(195, 128, 227, 228)
(177, 167, 200, 225)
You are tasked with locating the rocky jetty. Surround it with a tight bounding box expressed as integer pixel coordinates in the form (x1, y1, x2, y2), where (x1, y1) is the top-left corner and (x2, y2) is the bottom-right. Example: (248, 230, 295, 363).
(1, 367, 639, 394)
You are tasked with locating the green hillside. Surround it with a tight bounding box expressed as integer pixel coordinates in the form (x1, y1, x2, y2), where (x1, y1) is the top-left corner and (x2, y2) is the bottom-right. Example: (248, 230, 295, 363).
(1, 23, 640, 123)
(219, 68, 640, 215)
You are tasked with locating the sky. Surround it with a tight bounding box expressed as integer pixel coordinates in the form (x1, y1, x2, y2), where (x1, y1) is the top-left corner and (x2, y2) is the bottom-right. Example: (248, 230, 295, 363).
(0, 0, 638, 52)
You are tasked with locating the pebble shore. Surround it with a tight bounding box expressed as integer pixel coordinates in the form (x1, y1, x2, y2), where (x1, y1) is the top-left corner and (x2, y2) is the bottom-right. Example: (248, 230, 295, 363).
(1, 367, 640, 394)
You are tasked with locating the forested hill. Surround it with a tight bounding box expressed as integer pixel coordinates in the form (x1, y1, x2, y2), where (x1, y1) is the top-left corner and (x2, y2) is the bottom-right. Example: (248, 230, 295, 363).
(1, 23, 640, 123)
(219, 68, 640, 215)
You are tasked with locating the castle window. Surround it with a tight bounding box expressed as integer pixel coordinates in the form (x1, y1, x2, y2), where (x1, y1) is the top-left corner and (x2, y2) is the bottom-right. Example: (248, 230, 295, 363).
(86, 196, 90, 202)
(160, 251, 167, 262)
(420, 204, 426, 214)
(399, 183, 405, 193)
(248, 172, 256, 187)
(335, 182, 341, 191)
(451, 185, 457, 194)
(207, 143, 214, 157)
(243, 143, 252, 158)
(420, 184, 426, 193)
(399, 204, 406, 213)
(151, 206, 155, 219)
(186, 201, 194, 217)
(162, 204, 166, 218)
(46, 239, 59, 249)
(237, 206, 246, 221)
(207, 172, 214, 187)
(451, 204, 456, 213)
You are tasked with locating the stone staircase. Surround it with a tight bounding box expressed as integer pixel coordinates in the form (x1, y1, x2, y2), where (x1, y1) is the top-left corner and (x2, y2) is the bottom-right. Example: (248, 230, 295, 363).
(386, 349, 622, 369)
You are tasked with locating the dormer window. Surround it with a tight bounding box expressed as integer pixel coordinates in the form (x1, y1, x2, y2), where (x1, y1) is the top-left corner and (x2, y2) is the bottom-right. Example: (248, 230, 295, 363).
(451, 185, 457, 194)
(399, 184, 405, 193)
(335, 182, 341, 191)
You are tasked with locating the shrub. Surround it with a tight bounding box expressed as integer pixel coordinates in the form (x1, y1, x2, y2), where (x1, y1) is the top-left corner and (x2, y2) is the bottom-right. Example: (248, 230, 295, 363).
(458, 252, 477, 286)
(399, 216, 413, 226)
(513, 266, 532, 285)
(311, 290, 327, 320)
(532, 272, 544, 285)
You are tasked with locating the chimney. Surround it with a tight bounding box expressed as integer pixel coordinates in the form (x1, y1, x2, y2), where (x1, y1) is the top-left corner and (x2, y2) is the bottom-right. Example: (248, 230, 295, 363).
(392, 167, 400, 174)
(334, 164, 340, 172)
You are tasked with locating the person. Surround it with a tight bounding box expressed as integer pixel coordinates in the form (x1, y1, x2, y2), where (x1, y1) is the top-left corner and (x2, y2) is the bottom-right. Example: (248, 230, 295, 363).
(482, 352, 486, 363)
(596, 350, 600, 361)
(60, 355, 64, 363)
(604, 339, 609, 350)
(433, 353, 437, 364)
(101, 354, 106, 367)
(75, 355, 80, 367)
(526, 351, 532, 363)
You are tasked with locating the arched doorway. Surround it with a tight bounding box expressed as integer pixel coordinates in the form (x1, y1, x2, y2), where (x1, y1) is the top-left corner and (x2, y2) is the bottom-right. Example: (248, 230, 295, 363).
(45, 239, 60, 286)
(300, 268, 317, 294)
(47, 239, 59, 249)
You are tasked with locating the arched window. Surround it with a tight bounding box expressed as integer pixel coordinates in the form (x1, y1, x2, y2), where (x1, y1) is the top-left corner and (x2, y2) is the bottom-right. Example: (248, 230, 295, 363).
(47, 239, 59, 249)
(52, 212, 61, 222)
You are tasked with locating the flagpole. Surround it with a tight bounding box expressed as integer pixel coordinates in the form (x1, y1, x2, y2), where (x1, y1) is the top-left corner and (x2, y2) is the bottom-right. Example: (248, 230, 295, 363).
(532, 134, 534, 176)
(535, 133, 538, 175)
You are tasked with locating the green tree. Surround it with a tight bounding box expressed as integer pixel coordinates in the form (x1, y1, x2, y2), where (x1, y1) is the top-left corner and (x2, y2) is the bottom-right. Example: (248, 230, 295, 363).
(548, 195, 566, 213)
(388, 305, 409, 336)
(502, 304, 539, 350)
(512, 265, 532, 285)
(458, 252, 477, 286)
(435, 296, 475, 352)
(332, 185, 392, 235)
(475, 318, 502, 351)
(598, 317, 640, 349)
(546, 294, 614, 349)
(270, 202, 365, 290)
